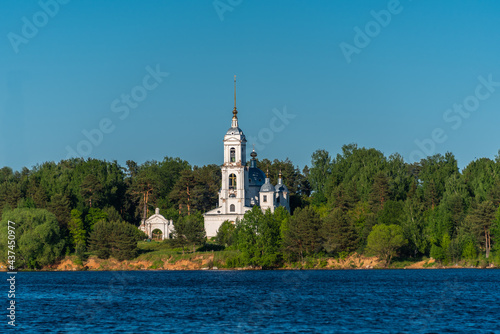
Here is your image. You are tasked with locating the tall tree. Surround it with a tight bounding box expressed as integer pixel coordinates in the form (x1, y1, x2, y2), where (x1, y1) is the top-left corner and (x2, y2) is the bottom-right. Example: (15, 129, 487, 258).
(308, 150, 332, 201)
(68, 209, 86, 258)
(369, 172, 390, 212)
(321, 208, 356, 255)
(282, 206, 322, 261)
(463, 200, 496, 258)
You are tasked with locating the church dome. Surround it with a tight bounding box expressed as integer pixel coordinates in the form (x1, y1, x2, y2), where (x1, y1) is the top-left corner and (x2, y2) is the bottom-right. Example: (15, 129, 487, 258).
(226, 126, 244, 136)
(275, 183, 288, 193)
(260, 177, 275, 192)
(248, 167, 266, 187)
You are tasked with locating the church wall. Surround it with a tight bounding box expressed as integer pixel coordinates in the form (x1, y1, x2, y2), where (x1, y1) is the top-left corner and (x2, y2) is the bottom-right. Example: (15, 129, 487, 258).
(204, 213, 243, 238)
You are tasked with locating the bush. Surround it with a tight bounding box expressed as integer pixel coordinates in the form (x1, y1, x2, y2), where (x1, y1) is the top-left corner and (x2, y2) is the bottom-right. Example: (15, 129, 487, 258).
(225, 254, 243, 268)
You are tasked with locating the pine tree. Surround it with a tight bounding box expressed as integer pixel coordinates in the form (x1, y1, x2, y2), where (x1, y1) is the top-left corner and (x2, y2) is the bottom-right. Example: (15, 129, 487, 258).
(282, 206, 321, 261)
(369, 172, 390, 212)
(321, 208, 357, 255)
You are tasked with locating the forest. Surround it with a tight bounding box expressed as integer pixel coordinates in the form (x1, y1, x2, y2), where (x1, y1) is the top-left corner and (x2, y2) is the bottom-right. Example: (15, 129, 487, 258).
(1, 143, 500, 269)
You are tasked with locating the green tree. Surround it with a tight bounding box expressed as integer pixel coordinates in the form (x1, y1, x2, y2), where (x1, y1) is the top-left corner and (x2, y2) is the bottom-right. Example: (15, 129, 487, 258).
(235, 207, 284, 267)
(400, 198, 428, 256)
(366, 224, 407, 267)
(462, 201, 496, 258)
(321, 208, 356, 255)
(215, 220, 236, 247)
(492, 205, 500, 252)
(417, 153, 459, 209)
(0, 208, 65, 269)
(173, 213, 206, 251)
(47, 193, 71, 230)
(308, 150, 332, 202)
(68, 209, 86, 258)
(88, 220, 144, 261)
(85, 207, 108, 233)
(376, 200, 404, 226)
(369, 172, 390, 212)
(282, 206, 321, 261)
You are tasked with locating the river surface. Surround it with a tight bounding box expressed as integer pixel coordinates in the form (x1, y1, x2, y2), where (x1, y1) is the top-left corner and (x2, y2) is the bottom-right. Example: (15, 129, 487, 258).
(10, 269, 500, 333)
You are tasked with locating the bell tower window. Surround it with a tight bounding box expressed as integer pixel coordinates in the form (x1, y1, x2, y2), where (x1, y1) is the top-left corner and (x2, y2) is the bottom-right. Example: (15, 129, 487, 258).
(230, 148, 236, 162)
(229, 173, 237, 189)
(230, 204, 235, 212)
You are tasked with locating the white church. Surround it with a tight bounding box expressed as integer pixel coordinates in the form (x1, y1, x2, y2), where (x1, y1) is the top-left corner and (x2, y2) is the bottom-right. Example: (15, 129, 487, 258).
(203, 81, 290, 238)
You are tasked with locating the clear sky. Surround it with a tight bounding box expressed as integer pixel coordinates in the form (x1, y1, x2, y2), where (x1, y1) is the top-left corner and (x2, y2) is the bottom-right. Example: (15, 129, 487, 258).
(1, 0, 500, 171)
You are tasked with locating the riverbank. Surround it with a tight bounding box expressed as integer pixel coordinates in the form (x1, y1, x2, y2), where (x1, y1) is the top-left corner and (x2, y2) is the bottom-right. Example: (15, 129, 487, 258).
(3, 252, 493, 271)
(2, 240, 498, 271)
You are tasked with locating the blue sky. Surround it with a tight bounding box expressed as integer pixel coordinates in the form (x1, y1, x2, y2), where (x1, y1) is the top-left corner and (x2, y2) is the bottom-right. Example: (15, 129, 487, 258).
(1, 0, 500, 171)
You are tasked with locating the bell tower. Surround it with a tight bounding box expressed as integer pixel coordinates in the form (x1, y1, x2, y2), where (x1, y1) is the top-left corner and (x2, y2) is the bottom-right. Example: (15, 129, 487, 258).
(219, 76, 247, 214)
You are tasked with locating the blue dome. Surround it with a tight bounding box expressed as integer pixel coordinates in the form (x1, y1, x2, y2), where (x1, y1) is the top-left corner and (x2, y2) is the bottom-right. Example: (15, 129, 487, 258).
(226, 126, 244, 136)
(260, 178, 275, 192)
(275, 183, 288, 192)
(248, 167, 266, 187)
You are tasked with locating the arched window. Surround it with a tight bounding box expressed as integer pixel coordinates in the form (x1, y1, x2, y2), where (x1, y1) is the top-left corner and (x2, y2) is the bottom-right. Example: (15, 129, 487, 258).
(229, 173, 237, 189)
(230, 148, 236, 162)
(230, 204, 235, 212)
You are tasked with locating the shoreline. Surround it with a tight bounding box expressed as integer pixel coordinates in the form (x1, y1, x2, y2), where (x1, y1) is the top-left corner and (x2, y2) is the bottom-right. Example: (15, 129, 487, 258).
(2, 254, 497, 272)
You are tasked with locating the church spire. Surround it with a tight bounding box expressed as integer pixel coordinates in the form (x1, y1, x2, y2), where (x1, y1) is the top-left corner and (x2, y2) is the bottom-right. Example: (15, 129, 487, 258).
(232, 75, 238, 128)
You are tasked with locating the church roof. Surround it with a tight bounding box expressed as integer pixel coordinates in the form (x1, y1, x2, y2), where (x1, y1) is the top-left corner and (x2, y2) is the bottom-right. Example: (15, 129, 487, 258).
(275, 183, 288, 192)
(248, 149, 265, 186)
(260, 177, 275, 192)
(226, 126, 244, 136)
(248, 167, 266, 187)
(145, 208, 169, 224)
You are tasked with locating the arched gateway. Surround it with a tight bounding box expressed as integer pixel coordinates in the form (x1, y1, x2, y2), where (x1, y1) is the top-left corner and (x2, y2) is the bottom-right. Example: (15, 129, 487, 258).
(139, 208, 175, 240)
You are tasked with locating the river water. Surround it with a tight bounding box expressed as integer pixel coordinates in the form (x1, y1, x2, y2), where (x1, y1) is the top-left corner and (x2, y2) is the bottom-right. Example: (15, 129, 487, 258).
(11, 269, 500, 333)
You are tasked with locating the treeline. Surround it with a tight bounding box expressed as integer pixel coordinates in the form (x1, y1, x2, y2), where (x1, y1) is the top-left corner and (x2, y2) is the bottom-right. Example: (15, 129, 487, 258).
(216, 144, 500, 268)
(0, 156, 305, 268)
(2, 144, 500, 269)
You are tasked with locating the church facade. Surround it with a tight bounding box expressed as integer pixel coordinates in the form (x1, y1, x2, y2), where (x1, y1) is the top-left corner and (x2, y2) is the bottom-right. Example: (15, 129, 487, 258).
(203, 90, 290, 238)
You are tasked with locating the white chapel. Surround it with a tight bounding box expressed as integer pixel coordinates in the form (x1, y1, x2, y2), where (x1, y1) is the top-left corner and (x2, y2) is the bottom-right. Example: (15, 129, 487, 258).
(203, 79, 290, 238)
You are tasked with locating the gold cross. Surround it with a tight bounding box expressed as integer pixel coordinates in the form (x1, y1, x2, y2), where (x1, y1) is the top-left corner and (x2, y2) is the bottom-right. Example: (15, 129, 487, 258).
(229, 174, 237, 187)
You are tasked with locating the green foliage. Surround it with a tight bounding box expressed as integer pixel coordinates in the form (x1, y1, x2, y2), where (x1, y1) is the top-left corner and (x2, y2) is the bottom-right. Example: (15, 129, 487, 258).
(366, 224, 407, 267)
(376, 200, 404, 226)
(85, 207, 108, 232)
(215, 220, 236, 247)
(0, 208, 65, 269)
(282, 206, 321, 261)
(308, 150, 332, 201)
(321, 208, 356, 255)
(400, 198, 428, 256)
(430, 244, 444, 261)
(2, 144, 500, 267)
(234, 206, 285, 268)
(462, 240, 477, 260)
(89, 220, 143, 261)
(173, 212, 206, 248)
(68, 209, 86, 258)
